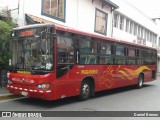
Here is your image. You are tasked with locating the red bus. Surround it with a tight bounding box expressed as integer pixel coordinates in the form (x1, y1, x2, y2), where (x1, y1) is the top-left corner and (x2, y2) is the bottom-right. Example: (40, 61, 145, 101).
(7, 24, 157, 100)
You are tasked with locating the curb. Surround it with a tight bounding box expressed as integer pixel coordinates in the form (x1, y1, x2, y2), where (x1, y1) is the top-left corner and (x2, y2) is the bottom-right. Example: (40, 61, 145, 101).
(0, 94, 21, 101)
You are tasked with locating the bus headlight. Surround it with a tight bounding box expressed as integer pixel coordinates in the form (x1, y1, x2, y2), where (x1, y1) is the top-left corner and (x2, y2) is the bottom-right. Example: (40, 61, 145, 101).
(37, 84, 50, 89)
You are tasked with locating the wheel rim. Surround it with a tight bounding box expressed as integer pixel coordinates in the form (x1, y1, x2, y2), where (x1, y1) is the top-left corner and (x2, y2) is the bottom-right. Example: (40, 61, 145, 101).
(82, 84, 89, 96)
(139, 76, 143, 87)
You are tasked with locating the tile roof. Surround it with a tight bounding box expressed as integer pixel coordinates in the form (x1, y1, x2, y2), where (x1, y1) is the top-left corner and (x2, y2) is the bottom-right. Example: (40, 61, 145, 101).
(25, 14, 71, 29)
(25, 14, 55, 24)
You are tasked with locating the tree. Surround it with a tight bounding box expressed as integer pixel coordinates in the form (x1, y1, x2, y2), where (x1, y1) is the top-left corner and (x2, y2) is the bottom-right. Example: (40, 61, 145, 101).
(0, 8, 15, 68)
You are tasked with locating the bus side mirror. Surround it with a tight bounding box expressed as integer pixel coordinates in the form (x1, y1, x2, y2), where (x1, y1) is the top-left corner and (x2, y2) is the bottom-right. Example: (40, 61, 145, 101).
(40, 31, 47, 39)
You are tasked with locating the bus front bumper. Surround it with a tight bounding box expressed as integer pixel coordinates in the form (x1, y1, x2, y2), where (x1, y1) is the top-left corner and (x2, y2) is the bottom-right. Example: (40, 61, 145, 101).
(7, 84, 53, 100)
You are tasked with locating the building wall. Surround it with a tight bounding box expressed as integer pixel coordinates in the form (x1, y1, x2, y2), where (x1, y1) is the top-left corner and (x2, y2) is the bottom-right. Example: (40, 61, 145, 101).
(113, 12, 157, 47)
(111, 0, 159, 47)
(17, 0, 114, 37)
(111, 0, 159, 33)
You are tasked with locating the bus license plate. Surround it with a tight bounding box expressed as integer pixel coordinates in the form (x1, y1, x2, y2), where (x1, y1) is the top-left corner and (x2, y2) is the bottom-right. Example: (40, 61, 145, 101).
(21, 91, 28, 96)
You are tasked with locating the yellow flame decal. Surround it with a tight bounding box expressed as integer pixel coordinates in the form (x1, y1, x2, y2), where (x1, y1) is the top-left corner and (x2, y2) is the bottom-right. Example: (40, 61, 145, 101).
(135, 66, 151, 73)
(98, 65, 151, 89)
(118, 66, 151, 81)
(118, 70, 133, 80)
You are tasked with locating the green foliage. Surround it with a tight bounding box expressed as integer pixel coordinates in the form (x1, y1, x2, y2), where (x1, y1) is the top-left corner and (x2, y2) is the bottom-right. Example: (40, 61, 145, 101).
(0, 19, 15, 68)
(0, 20, 13, 41)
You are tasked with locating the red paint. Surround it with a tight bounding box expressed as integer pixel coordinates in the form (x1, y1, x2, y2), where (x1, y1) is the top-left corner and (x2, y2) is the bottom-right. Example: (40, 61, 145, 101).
(8, 65, 156, 100)
(8, 24, 157, 100)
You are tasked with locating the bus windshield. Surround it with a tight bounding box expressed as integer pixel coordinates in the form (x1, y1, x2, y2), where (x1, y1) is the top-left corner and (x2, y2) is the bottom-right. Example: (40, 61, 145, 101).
(11, 35, 53, 71)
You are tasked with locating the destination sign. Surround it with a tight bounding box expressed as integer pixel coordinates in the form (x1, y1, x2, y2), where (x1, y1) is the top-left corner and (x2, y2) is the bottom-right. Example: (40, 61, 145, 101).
(19, 29, 36, 37)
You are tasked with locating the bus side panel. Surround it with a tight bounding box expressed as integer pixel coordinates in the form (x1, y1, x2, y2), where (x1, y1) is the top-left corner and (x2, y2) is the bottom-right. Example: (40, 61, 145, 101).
(53, 79, 81, 100)
(53, 65, 135, 98)
(94, 65, 133, 91)
(53, 65, 83, 99)
(143, 65, 157, 82)
(51, 64, 156, 100)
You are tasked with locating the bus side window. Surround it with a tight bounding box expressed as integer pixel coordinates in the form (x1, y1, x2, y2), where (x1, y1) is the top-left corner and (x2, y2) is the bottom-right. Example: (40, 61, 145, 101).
(56, 34, 75, 78)
(88, 55, 97, 64)
(114, 58, 125, 65)
(57, 35, 75, 64)
(126, 47, 136, 65)
(136, 49, 140, 57)
(116, 45, 124, 56)
(80, 55, 88, 64)
(98, 42, 114, 64)
(79, 37, 97, 64)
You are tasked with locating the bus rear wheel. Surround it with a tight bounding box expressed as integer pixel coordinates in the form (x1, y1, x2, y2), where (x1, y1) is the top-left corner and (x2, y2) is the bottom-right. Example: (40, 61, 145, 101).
(136, 74, 144, 89)
(79, 80, 91, 101)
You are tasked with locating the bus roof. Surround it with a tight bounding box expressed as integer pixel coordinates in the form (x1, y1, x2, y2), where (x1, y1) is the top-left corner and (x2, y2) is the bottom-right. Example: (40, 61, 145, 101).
(13, 23, 157, 51)
(13, 24, 54, 31)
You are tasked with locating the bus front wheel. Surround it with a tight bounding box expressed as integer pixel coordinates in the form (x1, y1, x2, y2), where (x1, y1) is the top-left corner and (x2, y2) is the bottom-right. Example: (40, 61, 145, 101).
(136, 74, 144, 89)
(79, 80, 91, 101)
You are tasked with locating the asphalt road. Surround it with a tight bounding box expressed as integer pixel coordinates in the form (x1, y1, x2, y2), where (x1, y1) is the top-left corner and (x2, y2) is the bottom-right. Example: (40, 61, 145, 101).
(0, 77, 160, 120)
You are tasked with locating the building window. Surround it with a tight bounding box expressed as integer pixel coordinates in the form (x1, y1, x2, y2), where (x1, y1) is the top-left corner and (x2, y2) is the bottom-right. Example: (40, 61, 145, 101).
(148, 32, 151, 42)
(119, 15, 124, 30)
(141, 28, 144, 39)
(129, 21, 133, 34)
(137, 26, 140, 37)
(95, 8, 108, 35)
(146, 30, 148, 41)
(150, 33, 153, 43)
(134, 24, 137, 36)
(42, 0, 65, 22)
(114, 13, 118, 28)
(144, 30, 146, 40)
(125, 19, 129, 33)
(154, 35, 157, 44)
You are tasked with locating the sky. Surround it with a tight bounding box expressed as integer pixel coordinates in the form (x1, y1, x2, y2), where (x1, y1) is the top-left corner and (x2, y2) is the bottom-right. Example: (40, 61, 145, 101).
(124, 0, 160, 18)
(0, 0, 18, 9)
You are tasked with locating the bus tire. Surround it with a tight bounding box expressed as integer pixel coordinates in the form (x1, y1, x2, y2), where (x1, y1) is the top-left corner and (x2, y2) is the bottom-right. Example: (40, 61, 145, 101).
(79, 80, 91, 101)
(136, 74, 144, 89)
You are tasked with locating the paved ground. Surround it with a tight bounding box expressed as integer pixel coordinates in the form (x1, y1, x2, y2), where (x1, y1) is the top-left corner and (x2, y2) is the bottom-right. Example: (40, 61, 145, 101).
(0, 87, 11, 97)
(0, 86, 19, 100)
(0, 87, 9, 95)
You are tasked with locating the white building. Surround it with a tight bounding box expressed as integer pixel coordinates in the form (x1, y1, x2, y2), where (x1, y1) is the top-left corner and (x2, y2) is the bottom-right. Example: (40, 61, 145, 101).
(12, 0, 118, 38)
(111, 0, 159, 47)
(110, 0, 160, 73)
(0, 0, 118, 37)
